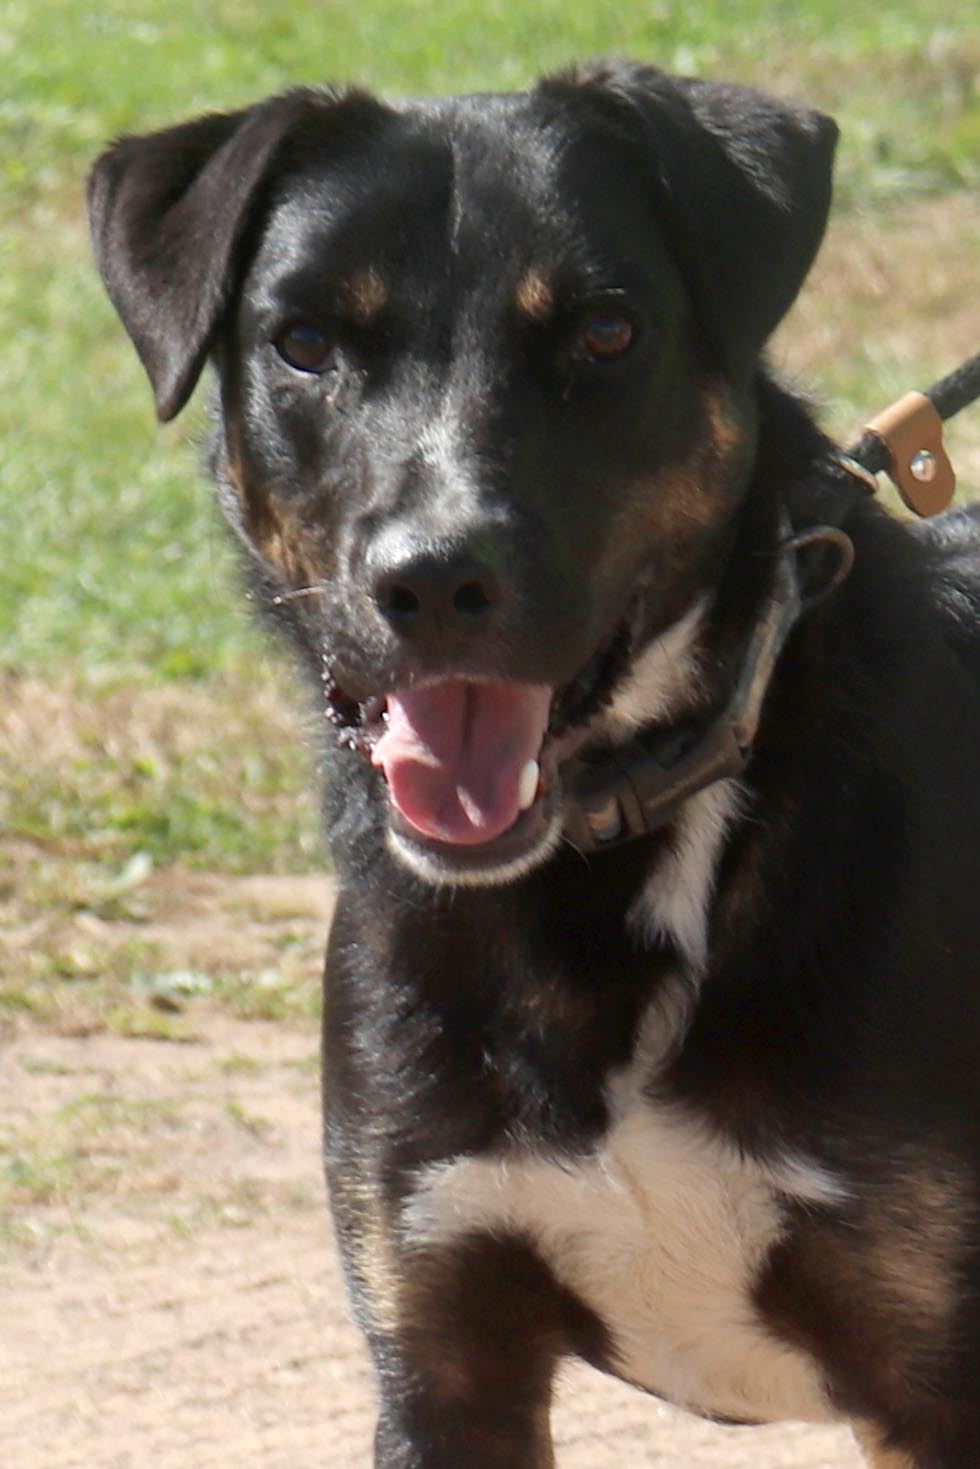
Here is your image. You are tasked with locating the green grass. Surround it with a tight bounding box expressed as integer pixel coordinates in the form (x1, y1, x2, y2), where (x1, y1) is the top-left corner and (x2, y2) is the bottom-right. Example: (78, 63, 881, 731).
(2, 0, 978, 874)
(4, 1, 979, 203)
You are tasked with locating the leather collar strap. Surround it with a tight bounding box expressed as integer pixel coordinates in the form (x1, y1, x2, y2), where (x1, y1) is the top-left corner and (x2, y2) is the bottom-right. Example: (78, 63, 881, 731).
(561, 520, 854, 854)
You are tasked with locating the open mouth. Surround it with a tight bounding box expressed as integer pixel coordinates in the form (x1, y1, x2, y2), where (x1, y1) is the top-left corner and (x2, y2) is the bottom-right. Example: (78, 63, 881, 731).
(321, 596, 641, 873)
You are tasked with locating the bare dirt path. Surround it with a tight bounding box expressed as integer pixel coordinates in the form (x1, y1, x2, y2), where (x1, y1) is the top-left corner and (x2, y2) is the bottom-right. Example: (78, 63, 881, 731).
(1, 873, 863, 1468)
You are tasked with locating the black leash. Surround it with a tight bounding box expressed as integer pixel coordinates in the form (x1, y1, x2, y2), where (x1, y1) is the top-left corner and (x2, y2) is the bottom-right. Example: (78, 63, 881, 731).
(562, 349, 980, 855)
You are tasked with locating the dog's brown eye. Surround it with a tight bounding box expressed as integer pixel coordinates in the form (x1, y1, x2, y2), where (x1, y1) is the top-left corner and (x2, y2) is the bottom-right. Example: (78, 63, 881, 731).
(276, 324, 332, 373)
(578, 311, 635, 361)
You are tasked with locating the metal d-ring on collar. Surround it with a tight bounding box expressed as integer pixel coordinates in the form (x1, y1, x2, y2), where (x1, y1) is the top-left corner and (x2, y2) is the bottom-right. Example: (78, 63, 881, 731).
(561, 518, 855, 855)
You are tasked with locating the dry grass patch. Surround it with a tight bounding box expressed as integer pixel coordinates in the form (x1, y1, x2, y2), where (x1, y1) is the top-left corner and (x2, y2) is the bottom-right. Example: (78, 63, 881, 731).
(0, 669, 323, 870)
(0, 1018, 324, 1261)
(0, 858, 333, 1041)
(777, 193, 980, 491)
(1, 669, 334, 1039)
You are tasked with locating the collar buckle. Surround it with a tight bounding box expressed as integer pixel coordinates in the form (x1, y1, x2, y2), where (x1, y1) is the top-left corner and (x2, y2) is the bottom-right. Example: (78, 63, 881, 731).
(564, 718, 749, 852)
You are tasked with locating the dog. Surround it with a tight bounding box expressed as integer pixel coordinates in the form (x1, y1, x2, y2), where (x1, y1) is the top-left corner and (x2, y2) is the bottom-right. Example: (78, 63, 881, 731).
(89, 60, 980, 1467)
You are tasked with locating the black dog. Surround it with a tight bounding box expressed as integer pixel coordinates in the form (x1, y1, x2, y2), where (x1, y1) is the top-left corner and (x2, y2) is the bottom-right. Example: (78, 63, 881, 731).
(90, 61, 980, 1468)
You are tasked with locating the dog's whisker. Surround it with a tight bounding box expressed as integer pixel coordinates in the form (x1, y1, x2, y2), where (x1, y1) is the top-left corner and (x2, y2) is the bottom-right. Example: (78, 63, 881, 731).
(271, 584, 328, 606)
(558, 830, 592, 870)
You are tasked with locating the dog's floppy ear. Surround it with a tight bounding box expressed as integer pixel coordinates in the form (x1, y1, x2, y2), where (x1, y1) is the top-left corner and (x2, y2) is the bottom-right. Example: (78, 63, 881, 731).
(88, 88, 381, 421)
(542, 61, 838, 377)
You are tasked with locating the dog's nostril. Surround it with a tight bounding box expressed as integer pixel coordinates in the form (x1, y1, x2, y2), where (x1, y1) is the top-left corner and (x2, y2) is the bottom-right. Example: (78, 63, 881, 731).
(453, 580, 494, 616)
(384, 583, 422, 618)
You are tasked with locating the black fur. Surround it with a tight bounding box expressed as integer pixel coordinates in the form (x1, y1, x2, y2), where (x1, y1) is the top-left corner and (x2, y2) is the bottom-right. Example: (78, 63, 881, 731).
(90, 61, 980, 1468)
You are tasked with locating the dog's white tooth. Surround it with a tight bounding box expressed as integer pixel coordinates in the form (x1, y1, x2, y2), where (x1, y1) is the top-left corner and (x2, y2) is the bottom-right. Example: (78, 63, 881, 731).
(518, 759, 540, 812)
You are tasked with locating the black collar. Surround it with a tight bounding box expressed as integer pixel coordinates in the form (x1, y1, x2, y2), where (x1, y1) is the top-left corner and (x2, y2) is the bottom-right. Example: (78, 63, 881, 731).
(561, 518, 854, 854)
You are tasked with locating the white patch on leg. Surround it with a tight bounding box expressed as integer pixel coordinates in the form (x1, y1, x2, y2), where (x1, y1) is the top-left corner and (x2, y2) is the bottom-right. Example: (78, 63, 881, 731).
(403, 1006, 844, 1426)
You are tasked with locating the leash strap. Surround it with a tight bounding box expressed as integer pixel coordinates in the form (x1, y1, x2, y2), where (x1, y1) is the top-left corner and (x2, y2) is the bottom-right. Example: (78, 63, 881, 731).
(861, 392, 955, 515)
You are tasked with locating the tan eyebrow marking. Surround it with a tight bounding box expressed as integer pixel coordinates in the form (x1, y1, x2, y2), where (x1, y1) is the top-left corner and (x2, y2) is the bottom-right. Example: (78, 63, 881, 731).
(515, 270, 555, 322)
(337, 266, 389, 324)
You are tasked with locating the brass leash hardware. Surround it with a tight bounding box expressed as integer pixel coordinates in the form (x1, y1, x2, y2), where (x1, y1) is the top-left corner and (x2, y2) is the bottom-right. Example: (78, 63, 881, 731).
(863, 390, 956, 517)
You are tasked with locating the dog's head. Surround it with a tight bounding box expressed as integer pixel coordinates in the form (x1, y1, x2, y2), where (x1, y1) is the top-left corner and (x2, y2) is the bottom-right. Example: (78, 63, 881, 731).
(90, 61, 836, 886)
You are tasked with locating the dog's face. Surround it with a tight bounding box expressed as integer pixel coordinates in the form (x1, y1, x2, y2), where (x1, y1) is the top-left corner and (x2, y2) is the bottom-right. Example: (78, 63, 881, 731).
(90, 63, 836, 885)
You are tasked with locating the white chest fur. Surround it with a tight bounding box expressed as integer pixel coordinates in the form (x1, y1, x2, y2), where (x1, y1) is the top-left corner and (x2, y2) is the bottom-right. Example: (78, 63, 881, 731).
(403, 1020, 842, 1426)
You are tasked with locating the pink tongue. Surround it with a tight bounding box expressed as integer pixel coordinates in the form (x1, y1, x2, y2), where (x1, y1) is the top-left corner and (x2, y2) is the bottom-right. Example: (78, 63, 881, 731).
(371, 680, 552, 846)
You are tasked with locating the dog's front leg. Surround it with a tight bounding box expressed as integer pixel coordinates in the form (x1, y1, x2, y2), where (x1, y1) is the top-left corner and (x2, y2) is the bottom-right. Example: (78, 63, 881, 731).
(326, 1136, 567, 1465)
(373, 1377, 554, 1469)
(362, 1233, 568, 1469)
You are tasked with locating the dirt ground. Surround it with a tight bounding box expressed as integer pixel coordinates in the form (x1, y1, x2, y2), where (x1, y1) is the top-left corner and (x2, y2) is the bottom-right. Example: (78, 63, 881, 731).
(1, 872, 866, 1469)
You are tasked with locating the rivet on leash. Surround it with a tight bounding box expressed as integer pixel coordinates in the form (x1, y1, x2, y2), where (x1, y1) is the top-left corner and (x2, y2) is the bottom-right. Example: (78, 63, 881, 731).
(910, 450, 936, 483)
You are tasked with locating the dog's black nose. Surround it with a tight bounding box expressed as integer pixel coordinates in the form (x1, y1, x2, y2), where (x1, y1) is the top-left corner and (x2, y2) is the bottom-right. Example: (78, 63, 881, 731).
(372, 546, 502, 636)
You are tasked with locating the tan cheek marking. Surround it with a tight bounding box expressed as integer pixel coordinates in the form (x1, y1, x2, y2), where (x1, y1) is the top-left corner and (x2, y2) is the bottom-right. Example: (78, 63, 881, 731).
(703, 382, 746, 463)
(225, 463, 329, 591)
(607, 379, 749, 585)
(261, 514, 323, 590)
(598, 386, 747, 607)
(668, 382, 749, 529)
(515, 270, 555, 322)
(338, 266, 389, 325)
